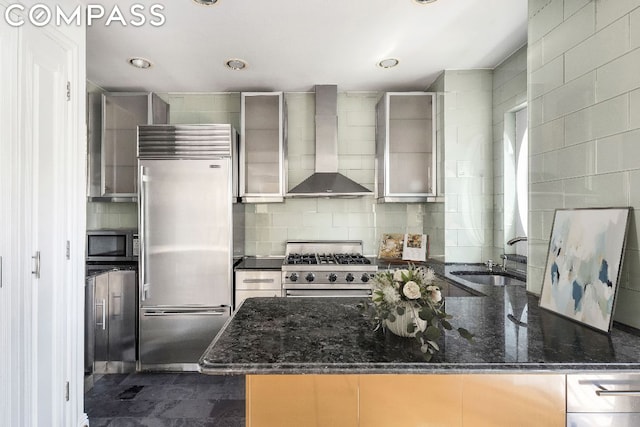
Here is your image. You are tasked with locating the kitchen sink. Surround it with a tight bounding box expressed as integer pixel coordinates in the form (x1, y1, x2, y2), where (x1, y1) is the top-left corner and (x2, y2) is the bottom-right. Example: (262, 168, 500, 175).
(450, 271, 525, 287)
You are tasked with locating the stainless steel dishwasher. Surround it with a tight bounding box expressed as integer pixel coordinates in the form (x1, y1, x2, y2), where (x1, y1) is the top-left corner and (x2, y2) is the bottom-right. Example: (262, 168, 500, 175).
(85, 268, 137, 374)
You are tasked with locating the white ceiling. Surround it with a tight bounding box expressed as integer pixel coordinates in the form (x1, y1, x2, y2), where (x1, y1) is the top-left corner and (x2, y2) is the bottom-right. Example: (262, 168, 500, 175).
(86, 0, 528, 93)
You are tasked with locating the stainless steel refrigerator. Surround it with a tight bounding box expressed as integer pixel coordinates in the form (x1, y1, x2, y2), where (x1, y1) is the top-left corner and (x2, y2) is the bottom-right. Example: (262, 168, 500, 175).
(137, 124, 243, 370)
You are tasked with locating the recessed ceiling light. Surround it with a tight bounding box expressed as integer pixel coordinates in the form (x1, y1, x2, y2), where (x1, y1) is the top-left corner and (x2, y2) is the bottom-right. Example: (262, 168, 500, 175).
(414, 0, 438, 4)
(128, 57, 152, 69)
(225, 59, 247, 71)
(377, 58, 399, 69)
(193, 0, 219, 5)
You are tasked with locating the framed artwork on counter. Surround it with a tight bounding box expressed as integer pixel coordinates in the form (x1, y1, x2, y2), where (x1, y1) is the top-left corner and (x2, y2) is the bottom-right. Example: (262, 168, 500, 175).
(539, 207, 631, 333)
(378, 233, 428, 262)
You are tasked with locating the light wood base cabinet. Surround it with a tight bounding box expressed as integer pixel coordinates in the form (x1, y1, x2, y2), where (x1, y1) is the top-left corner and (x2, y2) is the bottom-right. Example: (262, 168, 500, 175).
(246, 374, 566, 427)
(463, 374, 566, 427)
(360, 375, 464, 427)
(246, 375, 358, 427)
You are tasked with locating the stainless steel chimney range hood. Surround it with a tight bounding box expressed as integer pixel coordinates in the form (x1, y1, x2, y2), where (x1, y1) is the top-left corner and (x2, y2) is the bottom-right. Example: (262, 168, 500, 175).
(287, 85, 373, 198)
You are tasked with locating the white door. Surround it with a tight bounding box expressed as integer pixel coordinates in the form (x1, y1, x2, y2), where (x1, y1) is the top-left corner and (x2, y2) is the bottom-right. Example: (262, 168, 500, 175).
(0, 6, 19, 426)
(21, 24, 71, 427)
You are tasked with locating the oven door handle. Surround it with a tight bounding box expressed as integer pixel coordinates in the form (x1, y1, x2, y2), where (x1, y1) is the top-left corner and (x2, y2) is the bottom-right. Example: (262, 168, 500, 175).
(285, 289, 372, 298)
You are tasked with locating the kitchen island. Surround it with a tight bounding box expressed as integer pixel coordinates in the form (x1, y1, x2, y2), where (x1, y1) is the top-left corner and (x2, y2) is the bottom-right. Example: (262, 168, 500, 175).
(199, 277, 640, 426)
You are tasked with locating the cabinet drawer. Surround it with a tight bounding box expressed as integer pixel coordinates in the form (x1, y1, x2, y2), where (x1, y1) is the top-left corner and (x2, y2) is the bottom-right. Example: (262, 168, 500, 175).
(567, 374, 640, 413)
(567, 413, 640, 427)
(235, 270, 281, 290)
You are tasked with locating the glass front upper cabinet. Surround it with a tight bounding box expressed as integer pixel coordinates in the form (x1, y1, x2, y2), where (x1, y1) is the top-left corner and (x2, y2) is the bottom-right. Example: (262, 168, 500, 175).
(375, 92, 437, 202)
(88, 92, 169, 201)
(240, 92, 285, 203)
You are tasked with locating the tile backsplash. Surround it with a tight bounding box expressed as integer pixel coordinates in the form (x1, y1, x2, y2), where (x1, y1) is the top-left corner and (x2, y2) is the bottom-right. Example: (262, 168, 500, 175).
(86, 202, 137, 230)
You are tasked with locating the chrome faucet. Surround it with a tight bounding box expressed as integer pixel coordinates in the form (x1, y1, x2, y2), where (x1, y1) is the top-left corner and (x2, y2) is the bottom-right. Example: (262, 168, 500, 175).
(500, 254, 508, 271)
(507, 236, 527, 246)
(485, 259, 496, 272)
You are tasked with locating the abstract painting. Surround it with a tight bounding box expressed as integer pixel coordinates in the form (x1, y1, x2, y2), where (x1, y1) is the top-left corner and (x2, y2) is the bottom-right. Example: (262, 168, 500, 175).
(539, 208, 631, 333)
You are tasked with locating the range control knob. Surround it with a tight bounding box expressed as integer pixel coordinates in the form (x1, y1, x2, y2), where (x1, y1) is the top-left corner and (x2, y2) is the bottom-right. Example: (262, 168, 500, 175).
(361, 273, 370, 283)
(305, 273, 315, 282)
(345, 273, 354, 282)
(328, 273, 338, 283)
(289, 272, 299, 282)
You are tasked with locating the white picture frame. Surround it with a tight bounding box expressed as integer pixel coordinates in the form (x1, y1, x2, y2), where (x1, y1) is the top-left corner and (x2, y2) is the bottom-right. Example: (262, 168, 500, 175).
(539, 207, 631, 333)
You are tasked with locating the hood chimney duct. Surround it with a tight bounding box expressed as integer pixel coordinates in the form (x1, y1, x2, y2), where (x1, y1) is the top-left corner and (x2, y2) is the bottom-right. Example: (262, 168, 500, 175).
(287, 85, 373, 197)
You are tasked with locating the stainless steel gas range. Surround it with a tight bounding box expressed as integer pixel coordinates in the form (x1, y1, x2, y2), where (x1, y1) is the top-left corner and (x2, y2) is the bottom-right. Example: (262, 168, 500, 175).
(282, 241, 378, 298)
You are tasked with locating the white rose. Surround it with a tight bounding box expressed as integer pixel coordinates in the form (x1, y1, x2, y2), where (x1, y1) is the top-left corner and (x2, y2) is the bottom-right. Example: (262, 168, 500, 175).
(402, 281, 421, 300)
(393, 269, 409, 282)
(426, 285, 442, 303)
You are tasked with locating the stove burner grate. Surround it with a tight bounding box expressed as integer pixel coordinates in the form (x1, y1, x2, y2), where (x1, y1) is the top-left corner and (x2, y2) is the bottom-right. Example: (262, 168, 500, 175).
(334, 253, 372, 265)
(285, 253, 318, 265)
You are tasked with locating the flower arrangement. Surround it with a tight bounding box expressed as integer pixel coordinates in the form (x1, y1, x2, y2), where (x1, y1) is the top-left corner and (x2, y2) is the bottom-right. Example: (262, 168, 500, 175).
(359, 264, 473, 361)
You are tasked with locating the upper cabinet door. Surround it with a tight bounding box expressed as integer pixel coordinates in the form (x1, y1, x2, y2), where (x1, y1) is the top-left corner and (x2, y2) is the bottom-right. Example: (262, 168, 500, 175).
(88, 92, 169, 201)
(375, 92, 438, 202)
(240, 92, 285, 203)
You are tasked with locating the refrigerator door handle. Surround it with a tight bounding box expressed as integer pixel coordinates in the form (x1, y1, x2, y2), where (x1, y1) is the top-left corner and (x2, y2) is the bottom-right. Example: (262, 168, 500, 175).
(139, 165, 149, 302)
(143, 307, 229, 317)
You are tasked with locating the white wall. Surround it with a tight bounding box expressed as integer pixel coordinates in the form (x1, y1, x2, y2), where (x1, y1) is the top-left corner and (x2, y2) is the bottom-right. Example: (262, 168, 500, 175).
(528, 0, 640, 328)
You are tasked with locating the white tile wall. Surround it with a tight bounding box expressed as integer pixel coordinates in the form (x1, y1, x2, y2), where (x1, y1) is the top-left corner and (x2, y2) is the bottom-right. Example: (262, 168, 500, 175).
(541, 2, 595, 63)
(429, 70, 494, 263)
(597, 48, 640, 101)
(565, 94, 629, 146)
(565, 15, 629, 82)
(528, 0, 640, 329)
(86, 202, 137, 230)
(492, 46, 528, 262)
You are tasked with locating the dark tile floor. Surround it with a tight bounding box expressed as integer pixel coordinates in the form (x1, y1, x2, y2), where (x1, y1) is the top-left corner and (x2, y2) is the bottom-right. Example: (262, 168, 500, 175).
(84, 372, 245, 427)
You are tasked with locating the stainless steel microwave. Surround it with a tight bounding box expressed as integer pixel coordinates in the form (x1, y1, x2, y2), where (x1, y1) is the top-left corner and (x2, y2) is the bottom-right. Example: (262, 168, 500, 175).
(86, 229, 139, 262)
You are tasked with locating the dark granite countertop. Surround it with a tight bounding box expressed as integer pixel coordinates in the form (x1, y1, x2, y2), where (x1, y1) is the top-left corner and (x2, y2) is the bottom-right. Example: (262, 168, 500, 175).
(200, 264, 640, 375)
(234, 256, 284, 270)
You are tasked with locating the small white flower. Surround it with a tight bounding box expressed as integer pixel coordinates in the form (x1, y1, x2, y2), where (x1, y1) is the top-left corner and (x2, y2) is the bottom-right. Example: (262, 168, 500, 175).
(423, 268, 436, 283)
(393, 269, 409, 282)
(427, 286, 442, 303)
(382, 286, 401, 305)
(403, 281, 421, 300)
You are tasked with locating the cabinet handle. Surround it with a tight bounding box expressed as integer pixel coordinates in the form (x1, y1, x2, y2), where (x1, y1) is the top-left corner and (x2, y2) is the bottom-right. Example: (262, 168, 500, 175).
(596, 388, 640, 397)
(144, 308, 229, 316)
(32, 251, 41, 278)
(242, 278, 275, 284)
